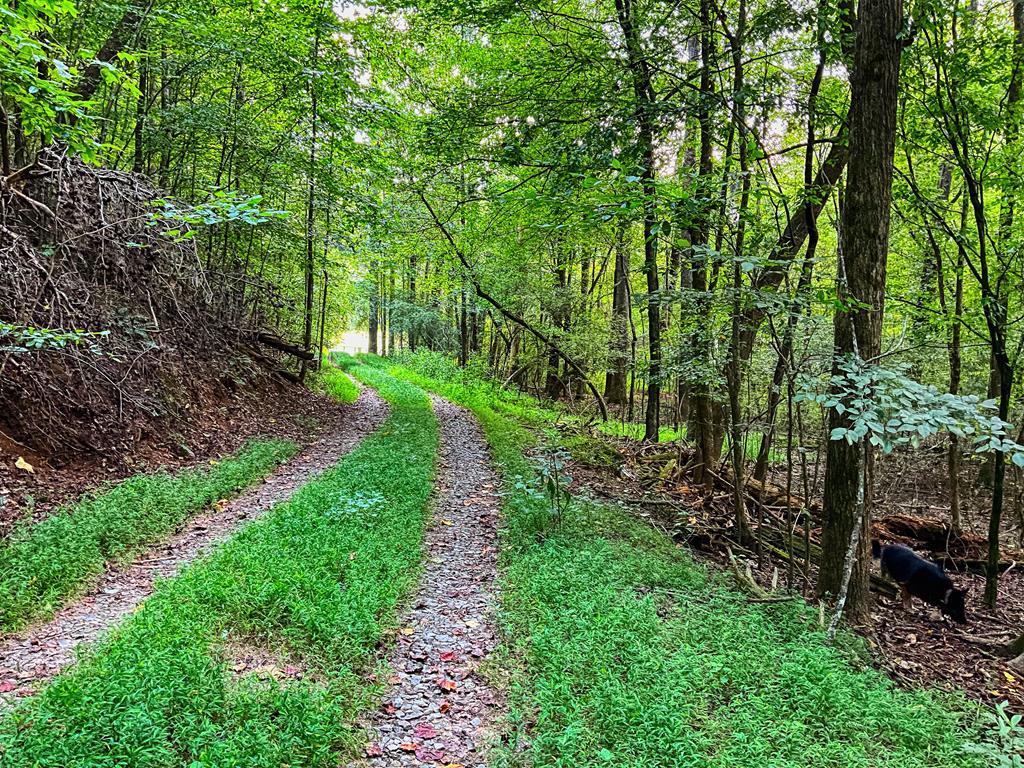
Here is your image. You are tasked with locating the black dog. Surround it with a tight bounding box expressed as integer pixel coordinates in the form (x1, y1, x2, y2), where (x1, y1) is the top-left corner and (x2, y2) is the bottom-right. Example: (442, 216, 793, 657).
(872, 541, 968, 624)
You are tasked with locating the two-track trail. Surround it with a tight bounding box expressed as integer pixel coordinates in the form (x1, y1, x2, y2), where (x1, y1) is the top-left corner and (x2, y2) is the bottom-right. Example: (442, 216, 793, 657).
(357, 396, 505, 768)
(0, 382, 388, 707)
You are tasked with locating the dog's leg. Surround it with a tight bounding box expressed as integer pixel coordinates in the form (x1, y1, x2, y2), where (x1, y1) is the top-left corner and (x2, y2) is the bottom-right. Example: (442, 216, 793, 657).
(900, 584, 912, 610)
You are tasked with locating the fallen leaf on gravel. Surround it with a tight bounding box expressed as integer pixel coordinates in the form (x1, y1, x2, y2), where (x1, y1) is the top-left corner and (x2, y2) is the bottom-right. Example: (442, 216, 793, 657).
(365, 743, 384, 757)
(414, 722, 438, 739)
(383, 703, 397, 714)
(441, 519, 453, 526)
(438, 701, 452, 714)
(465, 619, 480, 629)
(440, 651, 457, 662)
(399, 742, 419, 752)
(437, 679, 458, 692)
(14, 457, 33, 473)
(401, 626, 415, 636)
(0, 681, 15, 693)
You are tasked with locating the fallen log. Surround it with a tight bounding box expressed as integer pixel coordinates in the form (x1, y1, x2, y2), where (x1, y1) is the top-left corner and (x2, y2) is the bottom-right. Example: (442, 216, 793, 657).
(255, 333, 314, 361)
(744, 476, 820, 513)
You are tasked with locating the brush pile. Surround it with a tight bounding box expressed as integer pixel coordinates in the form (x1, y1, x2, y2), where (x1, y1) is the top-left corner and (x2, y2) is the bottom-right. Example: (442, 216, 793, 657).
(0, 149, 288, 460)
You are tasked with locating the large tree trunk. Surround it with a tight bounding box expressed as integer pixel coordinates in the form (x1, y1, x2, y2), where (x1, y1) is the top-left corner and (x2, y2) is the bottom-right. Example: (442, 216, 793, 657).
(818, 0, 902, 624)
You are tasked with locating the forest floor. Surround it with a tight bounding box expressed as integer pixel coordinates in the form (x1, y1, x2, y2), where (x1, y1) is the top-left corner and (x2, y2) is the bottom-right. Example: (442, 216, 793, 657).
(567, 429, 1024, 713)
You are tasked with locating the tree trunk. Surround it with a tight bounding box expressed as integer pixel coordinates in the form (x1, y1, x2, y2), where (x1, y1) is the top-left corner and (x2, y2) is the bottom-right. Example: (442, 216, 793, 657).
(724, 0, 751, 542)
(614, 0, 660, 440)
(409, 253, 418, 351)
(75, 5, 145, 105)
(299, 16, 321, 383)
(368, 278, 379, 355)
(818, 0, 902, 623)
(756, 4, 826, 483)
(688, 0, 718, 486)
(605, 226, 630, 405)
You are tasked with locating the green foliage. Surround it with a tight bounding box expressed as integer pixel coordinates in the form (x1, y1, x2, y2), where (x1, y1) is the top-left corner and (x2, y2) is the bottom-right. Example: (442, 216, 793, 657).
(393, 361, 987, 768)
(0, 0, 97, 151)
(327, 350, 360, 371)
(560, 431, 621, 468)
(149, 191, 290, 237)
(0, 322, 109, 354)
(0, 368, 437, 767)
(964, 702, 1024, 768)
(0, 439, 296, 631)
(313, 363, 360, 404)
(800, 355, 1024, 465)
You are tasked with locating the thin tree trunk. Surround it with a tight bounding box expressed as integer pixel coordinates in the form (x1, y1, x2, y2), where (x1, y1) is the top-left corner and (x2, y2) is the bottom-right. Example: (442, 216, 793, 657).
(605, 225, 630, 404)
(299, 14, 321, 382)
(614, 0, 660, 440)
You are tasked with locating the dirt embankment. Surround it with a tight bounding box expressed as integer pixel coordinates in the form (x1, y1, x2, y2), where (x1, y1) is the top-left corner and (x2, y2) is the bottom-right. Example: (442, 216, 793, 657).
(0, 149, 322, 533)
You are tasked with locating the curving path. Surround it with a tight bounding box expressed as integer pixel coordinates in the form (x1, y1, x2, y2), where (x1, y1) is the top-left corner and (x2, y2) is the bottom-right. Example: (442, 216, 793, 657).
(0, 381, 388, 708)
(357, 396, 505, 767)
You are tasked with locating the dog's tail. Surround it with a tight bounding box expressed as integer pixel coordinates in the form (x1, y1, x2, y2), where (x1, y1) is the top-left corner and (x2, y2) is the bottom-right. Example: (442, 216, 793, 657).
(871, 539, 882, 559)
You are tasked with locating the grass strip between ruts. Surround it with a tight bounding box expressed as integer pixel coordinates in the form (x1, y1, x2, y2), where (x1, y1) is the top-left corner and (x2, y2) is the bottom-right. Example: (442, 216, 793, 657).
(0, 438, 297, 632)
(0, 365, 437, 767)
(387, 353, 986, 768)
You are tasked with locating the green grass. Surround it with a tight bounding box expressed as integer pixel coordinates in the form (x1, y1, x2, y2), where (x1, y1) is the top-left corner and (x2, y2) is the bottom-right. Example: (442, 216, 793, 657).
(387, 360, 986, 768)
(597, 419, 683, 442)
(394, 351, 790, 465)
(0, 439, 296, 632)
(0, 365, 438, 767)
(313, 360, 360, 403)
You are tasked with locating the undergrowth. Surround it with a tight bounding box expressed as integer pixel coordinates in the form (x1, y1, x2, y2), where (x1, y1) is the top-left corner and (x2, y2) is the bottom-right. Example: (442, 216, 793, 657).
(388, 354, 986, 768)
(0, 364, 437, 767)
(0, 439, 296, 631)
(313, 359, 360, 403)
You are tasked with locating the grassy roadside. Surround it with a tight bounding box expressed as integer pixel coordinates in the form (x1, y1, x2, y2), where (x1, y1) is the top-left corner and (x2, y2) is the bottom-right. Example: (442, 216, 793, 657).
(315, 360, 361, 404)
(388, 354, 987, 768)
(0, 365, 437, 767)
(0, 438, 296, 632)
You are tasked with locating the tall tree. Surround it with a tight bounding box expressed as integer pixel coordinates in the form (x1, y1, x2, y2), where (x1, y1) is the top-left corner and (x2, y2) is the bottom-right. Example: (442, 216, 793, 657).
(818, 0, 903, 622)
